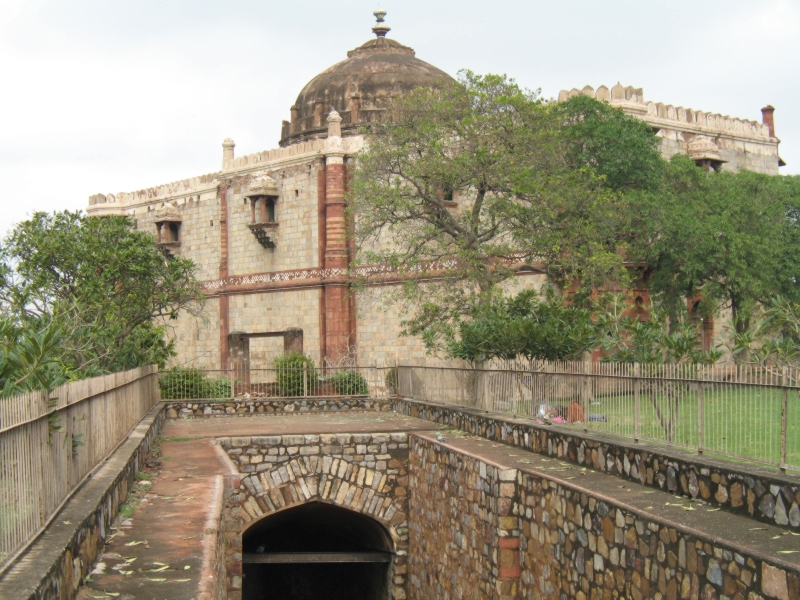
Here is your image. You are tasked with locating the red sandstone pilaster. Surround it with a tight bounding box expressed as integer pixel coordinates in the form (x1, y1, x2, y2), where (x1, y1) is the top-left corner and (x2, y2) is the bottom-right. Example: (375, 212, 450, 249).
(323, 161, 351, 362)
(219, 183, 230, 370)
(318, 165, 328, 360)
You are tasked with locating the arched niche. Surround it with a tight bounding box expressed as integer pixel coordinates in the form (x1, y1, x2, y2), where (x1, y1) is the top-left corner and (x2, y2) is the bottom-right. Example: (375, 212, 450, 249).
(242, 501, 394, 600)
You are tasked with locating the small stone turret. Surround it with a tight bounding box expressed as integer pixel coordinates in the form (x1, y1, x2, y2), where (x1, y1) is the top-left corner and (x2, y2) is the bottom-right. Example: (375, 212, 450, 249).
(761, 105, 776, 138)
(222, 138, 235, 165)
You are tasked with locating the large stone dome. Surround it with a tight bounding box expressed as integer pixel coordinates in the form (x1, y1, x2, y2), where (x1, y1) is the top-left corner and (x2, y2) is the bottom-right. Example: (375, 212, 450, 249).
(279, 11, 454, 146)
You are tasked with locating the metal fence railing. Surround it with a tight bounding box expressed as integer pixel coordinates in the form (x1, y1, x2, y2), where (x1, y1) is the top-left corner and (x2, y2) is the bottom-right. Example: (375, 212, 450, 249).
(158, 366, 398, 401)
(0, 366, 160, 573)
(396, 359, 800, 472)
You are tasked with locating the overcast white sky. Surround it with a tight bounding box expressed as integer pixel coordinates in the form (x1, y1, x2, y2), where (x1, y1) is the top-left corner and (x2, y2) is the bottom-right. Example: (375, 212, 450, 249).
(1, 0, 798, 237)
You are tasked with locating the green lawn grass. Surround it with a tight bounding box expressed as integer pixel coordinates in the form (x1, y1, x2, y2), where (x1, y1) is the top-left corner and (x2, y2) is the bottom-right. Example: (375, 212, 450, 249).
(494, 384, 799, 470)
(579, 387, 799, 469)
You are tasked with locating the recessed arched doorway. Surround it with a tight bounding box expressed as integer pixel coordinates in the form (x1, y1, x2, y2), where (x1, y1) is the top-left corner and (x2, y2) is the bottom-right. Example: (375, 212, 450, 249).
(242, 502, 394, 600)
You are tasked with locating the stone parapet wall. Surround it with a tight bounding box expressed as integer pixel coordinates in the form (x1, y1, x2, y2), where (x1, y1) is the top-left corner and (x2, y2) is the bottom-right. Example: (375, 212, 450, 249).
(218, 432, 410, 600)
(164, 396, 392, 417)
(0, 404, 165, 600)
(557, 84, 780, 175)
(407, 437, 518, 599)
(409, 435, 800, 600)
(393, 398, 800, 532)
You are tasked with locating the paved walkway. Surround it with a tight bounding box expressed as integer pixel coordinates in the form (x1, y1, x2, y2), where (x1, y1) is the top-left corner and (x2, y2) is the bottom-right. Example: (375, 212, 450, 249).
(76, 412, 440, 599)
(163, 411, 443, 438)
(76, 437, 232, 600)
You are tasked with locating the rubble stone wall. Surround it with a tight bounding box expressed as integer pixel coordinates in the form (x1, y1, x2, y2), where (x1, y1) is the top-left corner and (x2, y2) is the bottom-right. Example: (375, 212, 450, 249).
(408, 436, 800, 600)
(406, 438, 519, 599)
(393, 398, 800, 532)
(164, 396, 392, 417)
(218, 432, 410, 600)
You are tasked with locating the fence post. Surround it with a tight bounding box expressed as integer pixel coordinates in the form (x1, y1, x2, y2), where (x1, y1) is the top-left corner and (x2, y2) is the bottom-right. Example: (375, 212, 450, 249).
(230, 370, 234, 399)
(697, 364, 704, 455)
(303, 363, 308, 398)
(780, 367, 788, 472)
(634, 363, 640, 443)
(582, 361, 590, 433)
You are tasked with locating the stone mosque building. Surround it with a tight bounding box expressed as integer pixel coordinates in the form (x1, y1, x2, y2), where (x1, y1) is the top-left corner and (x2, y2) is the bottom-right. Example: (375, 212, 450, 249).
(85, 11, 785, 371)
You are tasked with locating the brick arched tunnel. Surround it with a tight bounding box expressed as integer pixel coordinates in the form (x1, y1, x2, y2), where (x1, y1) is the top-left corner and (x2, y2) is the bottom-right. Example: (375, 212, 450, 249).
(241, 502, 394, 600)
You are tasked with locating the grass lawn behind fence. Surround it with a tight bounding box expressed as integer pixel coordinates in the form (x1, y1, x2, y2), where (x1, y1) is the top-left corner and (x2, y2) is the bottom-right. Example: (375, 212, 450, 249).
(493, 384, 799, 469)
(579, 388, 799, 469)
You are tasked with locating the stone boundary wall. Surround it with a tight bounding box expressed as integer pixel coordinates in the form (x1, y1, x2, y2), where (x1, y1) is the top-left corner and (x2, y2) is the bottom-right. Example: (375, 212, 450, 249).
(0, 404, 166, 600)
(392, 398, 800, 532)
(218, 432, 410, 600)
(410, 436, 799, 600)
(407, 438, 520, 599)
(165, 396, 392, 417)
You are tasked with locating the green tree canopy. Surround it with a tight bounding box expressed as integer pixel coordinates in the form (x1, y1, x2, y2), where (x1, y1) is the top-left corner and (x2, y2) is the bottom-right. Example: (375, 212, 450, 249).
(631, 156, 800, 333)
(443, 288, 596, 363)
(0, 211, 203, 395)
(554, 93, 664, 192)
(349, 72, 662, 346)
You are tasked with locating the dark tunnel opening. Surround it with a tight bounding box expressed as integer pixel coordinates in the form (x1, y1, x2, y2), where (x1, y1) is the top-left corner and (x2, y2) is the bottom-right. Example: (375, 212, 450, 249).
(241, 502, 394, 600)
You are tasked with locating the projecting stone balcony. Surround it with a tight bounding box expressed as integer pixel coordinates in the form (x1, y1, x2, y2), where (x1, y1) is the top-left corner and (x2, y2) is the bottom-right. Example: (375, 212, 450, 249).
(248, 221, 279, 249)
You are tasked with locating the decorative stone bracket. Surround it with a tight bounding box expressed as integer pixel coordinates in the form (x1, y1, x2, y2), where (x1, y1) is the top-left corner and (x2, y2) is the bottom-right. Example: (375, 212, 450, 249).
(247, 222, 279, 249)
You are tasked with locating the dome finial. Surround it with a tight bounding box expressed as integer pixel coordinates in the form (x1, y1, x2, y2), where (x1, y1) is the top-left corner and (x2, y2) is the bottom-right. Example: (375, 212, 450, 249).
(372, 9, 390, 37)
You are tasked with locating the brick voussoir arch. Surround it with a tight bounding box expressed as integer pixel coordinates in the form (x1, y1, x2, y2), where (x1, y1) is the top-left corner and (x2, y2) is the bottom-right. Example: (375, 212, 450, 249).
(218, 433, 409, 599)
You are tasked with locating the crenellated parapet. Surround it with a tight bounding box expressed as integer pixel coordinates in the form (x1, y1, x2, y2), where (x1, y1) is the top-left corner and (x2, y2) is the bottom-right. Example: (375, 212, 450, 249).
(558, 83, 771, 140)
(558, 83, 781, 173)
(222, 139, 326, 172)
(86, 133, 367, 218)
(86, 172, 220, 217)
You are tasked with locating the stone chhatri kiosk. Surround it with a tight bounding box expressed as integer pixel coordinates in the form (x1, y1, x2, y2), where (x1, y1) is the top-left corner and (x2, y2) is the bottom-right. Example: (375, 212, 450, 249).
(85, 11, 785, 372)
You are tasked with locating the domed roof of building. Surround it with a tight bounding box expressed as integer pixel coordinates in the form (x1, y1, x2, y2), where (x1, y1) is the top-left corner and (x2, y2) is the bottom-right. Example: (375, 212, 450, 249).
(280, 11, 454, 146)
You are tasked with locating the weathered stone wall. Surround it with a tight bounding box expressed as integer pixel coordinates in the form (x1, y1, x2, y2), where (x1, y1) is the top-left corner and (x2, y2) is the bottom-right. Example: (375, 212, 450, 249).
(355, 286, 431, 365)
(169, 295, 220, 369)
(227, 167, 321, 277)
(133, 191, 222, 281)
(556, 84, 781, 175)
(406, 438, 520, 599)
(408, 436, 800, 600)
(164, 396, 391, 417)
(218, 432, 410, 600)
(228, 288, 322, 364)
(393, 398, 800, 532)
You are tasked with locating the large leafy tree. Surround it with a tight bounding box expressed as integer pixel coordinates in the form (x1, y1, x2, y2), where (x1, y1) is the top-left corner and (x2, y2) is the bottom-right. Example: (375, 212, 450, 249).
(632, 156, 800, 334)
(0, 211, 203, 395)
(554, 93, 664, 192)
(443, 288, 596, 363)
(349, 72, 662, 346)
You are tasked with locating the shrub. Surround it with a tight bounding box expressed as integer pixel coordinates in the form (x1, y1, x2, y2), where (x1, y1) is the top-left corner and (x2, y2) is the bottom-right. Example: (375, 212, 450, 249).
(274, 351, 316, 397)
(330, 370, 369, 396)
(384, 367, 398, 394)
(205, 376, 233, 398)
(158, 367, 233, 399)
(159, 367, 207, 399)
